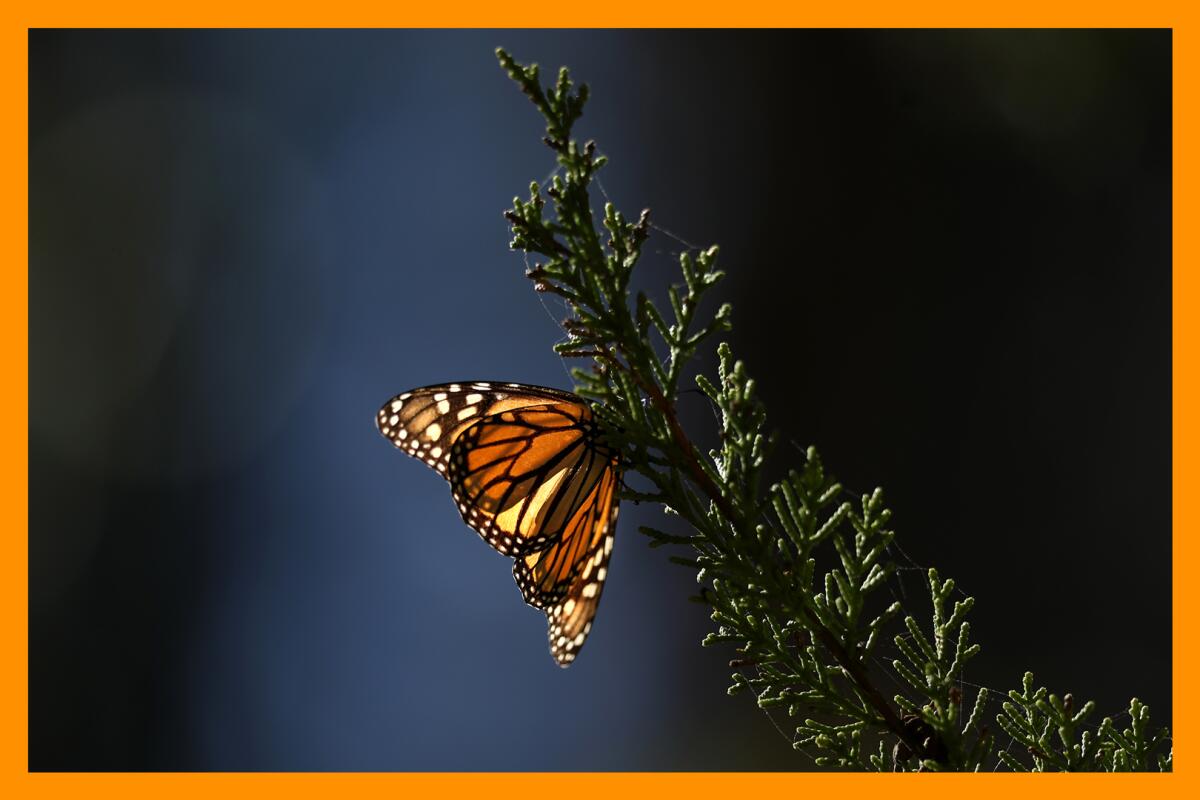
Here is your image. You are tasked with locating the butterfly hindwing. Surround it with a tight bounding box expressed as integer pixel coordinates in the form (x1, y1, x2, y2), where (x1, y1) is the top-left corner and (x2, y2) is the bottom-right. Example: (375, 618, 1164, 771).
(445, 402, 613, 556)
(514, 466, 619, 666)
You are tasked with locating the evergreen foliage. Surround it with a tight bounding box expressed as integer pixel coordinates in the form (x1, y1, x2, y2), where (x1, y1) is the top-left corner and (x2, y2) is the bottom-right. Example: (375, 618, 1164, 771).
(496, 48, 1171, 771)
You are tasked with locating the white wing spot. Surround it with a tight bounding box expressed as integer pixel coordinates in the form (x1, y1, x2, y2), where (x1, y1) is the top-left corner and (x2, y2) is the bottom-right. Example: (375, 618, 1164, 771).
(604, 536, 613, 555)
(449, 384, 462, 392)
(430, 446, 442, 459)
(597, 567, 607, 581)
(389, 414, 399, 425)
(473, 382, 492, 389)
(436, 399, 450, 414)
(465, 393, 484, 404)
(397, 429, 407, 440)
(390, 400, 403, 412)
(457, 406, 478, 421)
(399, 393, 412, 401)
(582, 583, 598, 598)
(573, 633, 585, 646)
(425, 423, 441, 440)
(563, 599, 576, 615)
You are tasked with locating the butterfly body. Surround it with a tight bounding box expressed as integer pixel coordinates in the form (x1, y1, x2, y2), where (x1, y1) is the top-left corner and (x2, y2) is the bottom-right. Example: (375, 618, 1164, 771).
(376, 382, 619, 666)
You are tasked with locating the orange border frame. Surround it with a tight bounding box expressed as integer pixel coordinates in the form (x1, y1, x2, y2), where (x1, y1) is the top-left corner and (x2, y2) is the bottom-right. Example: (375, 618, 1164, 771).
(3, 3, 1191, 798)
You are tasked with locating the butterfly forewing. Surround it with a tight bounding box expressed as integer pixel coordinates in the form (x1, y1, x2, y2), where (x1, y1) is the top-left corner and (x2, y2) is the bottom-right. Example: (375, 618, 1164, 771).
(376, 381, 621, 666)
(376, 382, 582, 477)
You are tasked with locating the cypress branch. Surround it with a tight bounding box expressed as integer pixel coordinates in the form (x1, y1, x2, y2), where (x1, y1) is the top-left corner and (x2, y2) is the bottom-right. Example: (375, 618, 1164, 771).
(495, 48, 1171, 772)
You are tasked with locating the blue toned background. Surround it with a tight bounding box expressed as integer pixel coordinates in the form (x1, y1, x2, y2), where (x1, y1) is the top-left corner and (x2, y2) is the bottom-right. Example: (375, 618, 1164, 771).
(30, 30, 1170, 770)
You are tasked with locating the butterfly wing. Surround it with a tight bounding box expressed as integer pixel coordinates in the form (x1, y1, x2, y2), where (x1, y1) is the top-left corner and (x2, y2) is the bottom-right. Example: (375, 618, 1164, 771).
(377, 381, 621, 666)
(376, 381, 582, 479)
(513, 465, 619, 666)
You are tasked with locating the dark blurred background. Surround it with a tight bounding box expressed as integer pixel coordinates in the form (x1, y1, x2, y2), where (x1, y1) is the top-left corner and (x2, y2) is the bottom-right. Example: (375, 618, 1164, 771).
(29, 30, 1171, 770)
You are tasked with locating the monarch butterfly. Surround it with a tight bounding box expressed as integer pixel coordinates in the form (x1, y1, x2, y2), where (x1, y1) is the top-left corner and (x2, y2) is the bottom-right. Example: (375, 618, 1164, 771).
(376, 382, 620, 666)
